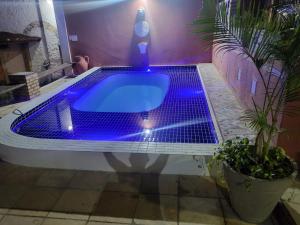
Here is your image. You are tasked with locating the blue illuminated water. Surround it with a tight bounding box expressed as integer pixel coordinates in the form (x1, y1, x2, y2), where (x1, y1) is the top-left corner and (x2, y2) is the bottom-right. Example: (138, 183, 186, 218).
(11, 66, 218, 143)
(73, 73, 170, 113)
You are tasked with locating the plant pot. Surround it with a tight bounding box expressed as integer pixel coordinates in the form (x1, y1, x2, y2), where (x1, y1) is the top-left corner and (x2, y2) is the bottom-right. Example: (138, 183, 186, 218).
(209, 158, 228, 189)
(223, 162, 296, 223)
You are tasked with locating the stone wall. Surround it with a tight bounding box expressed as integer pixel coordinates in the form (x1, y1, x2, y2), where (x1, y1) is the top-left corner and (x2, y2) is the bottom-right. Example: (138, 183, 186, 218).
(0, 0, 61, 79)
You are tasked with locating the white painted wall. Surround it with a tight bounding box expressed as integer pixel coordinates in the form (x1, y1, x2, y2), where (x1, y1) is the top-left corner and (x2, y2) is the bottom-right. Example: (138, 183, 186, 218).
(0, 0, 61, 77)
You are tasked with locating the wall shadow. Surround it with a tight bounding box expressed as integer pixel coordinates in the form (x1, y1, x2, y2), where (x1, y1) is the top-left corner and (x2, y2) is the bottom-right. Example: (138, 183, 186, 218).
(103, 153, 169, 220)
(104, 152, 168, 174)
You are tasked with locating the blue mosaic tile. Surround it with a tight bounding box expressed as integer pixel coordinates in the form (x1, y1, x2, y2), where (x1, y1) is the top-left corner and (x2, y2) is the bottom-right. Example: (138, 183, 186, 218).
(11, 66, 218, 144)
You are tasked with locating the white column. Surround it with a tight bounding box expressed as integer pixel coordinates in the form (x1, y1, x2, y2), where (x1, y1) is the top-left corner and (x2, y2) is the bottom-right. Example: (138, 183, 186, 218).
(53, 0, 72, 64)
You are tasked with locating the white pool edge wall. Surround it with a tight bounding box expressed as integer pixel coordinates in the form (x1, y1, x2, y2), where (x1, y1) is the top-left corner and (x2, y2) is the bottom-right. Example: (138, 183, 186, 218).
(0, 65, 222, 174)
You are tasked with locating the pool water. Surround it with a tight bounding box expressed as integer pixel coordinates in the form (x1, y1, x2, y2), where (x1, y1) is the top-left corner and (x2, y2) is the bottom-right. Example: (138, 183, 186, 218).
(12, 66, 218, 144)
(73, 73, 170, 113)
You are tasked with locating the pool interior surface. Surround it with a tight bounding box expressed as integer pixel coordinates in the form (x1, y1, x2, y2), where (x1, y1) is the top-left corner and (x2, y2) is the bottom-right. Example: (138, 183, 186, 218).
(73, 72, 170, 113)
(12, 66, 218, 144)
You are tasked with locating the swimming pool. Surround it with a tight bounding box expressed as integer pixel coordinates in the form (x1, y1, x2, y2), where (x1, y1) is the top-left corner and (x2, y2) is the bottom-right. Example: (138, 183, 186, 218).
(11, 66, 218, 143)
(0, 65, 221, 171)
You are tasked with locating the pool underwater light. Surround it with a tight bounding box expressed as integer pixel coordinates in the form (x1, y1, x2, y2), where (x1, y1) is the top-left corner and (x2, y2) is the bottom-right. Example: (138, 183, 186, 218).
(144, 129, 151, 136)
(68, 125, 73, 131)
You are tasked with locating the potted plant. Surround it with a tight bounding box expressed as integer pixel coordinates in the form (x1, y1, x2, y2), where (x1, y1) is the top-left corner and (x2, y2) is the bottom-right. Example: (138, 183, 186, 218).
(194, 0, 300, 223)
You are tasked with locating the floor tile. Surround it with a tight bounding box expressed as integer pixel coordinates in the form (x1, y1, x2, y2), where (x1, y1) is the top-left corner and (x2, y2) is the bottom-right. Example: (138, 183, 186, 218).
(91, 192, 138, 224)
(282, 187, 300, 203)
(42, 218, 86, 225)
(8, 209, 48, 217)
(282, 201, 300, 225)
(87, 222, 128, 225)
(14, 187, 63, 211)
(104, 173, 141, 193)
(179, 197, 224, 225)
(47, 212, 89, 220)
(36, 170, 75, 188)
(141, 174, 178, 195)
(54, 189, 100, 214)
(179, 176, 218, 198)
(0, 163, 18, 180)
(134, 195, 177, 225)
(69, 171, 109, 190)
(0, 167, 43, 186)
(0, 185, 29, 208)
(0, 215, 44, 225)
(0, 208, 9, 214)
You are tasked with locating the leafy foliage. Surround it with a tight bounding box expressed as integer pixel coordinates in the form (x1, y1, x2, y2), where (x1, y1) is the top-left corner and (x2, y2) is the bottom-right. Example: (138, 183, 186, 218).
(195, 0, 299, 179)
(194, 0, 281, 69)
(195, 0, 300, 163)
(214, 137, 294, 179)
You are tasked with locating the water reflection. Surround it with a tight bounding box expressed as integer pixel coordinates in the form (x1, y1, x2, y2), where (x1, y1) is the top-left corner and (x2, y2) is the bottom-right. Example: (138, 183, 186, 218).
(57, 100, 74, 133)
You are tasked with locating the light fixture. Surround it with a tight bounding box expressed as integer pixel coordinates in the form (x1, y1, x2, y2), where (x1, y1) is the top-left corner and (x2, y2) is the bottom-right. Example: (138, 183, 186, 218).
(144, 129, 151, 136)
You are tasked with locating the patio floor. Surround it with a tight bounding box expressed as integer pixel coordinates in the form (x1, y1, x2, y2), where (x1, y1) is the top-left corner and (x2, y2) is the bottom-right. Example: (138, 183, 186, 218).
(0, 64, 296, 224)
(0, 160, 277, 225)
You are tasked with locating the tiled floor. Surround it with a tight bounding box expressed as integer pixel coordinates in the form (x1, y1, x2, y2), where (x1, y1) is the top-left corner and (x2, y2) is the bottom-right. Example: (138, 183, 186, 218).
(281, 176, 300, 224)
(0, 161, 278, 225)
(0, 64, 293, 224)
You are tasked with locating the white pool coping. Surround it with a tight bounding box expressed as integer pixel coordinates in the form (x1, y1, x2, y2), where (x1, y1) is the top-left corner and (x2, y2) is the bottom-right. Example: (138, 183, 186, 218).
(0, 66, 222, 157)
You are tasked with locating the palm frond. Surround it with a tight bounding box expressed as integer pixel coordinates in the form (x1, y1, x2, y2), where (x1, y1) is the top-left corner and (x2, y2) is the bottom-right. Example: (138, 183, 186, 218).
(194, 0, 300, 160)
(272, 0, 300, 9)
(242, 107, 271, 132)
(194, 0, 283, 70)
